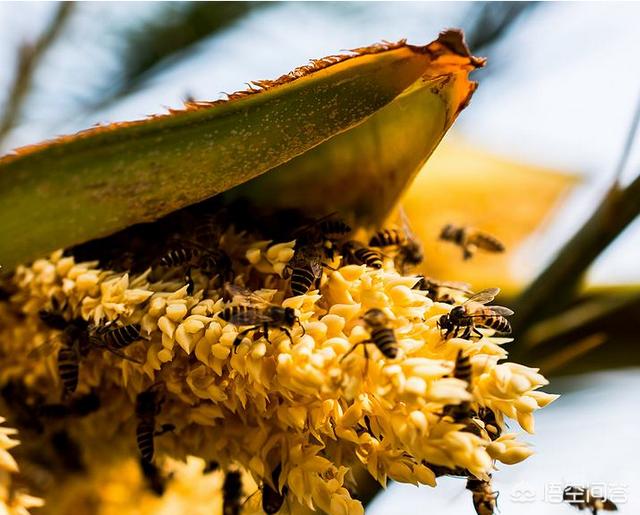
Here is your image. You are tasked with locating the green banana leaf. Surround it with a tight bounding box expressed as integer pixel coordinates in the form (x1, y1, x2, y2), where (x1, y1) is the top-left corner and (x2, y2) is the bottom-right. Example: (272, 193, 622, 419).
(0, 30, 482, 271)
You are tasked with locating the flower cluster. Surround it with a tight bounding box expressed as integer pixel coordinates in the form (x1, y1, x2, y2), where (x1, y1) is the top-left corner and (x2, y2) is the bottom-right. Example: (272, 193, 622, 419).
(0, 223, 557, 514)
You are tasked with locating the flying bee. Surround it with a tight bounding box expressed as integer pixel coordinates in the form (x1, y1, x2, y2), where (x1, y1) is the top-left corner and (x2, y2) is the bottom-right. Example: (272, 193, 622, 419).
(563, 486, 618, 514)
(218, 285, 304, 348)
(342, 241, 383, 269)
(467, 476, 499, 515)
(369, 208, 424, 273)
(440, 224, 505, 261)
(438, 288, 513, 340)
(341, 308, 398, 365)
(223, 470, 243, 515)
(262, 464, 288, 514)
(135, 383, 175, 464)
(159, 244, 232, 294)
(413, 276, 473, 304)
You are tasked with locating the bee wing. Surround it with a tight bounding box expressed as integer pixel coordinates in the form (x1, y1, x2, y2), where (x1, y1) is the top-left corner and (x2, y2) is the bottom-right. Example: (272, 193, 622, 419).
(224, 284, 270, 307)
(439, 280, 473, 294)
(27, 338, 58, 359)
(227, 310, 274, 325)
(464, 287, 500, 305)
(487, 305, 514, 316)
(398, 205, 417, 239)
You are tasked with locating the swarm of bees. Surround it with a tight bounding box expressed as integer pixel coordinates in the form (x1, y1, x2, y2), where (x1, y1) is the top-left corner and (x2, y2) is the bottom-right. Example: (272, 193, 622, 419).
(12, 207, 518, 508)
(439, 224, 505, 261)
(563, 486, 618, 514)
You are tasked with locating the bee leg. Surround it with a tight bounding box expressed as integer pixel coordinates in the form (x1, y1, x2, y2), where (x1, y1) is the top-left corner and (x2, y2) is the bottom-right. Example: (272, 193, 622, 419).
(280, 327, 293, 344)
(105, 346, 144, 364)
(472, 327, 483, 339)
(263, 323, 272, 344)
(340, 340, 371, 363)
(154, 423, 175, 436)
(233, 326, 258, 352)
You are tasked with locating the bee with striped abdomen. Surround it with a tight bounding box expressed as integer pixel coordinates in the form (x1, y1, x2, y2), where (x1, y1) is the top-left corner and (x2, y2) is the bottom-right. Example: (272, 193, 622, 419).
(135, 383, 175, 463)
(440, 224, 505, 261)
(341, 308, 399, 365)
(33, 301, 92, 395)
(286, 243, 327, 297)
(413, 276, 473, 304)
(370, 208, 424, 273)
(223, 470, 243, 515)
(442, 350, 474, 423)
(219, 286, 303, 348)
(94, 319, 143, 353)
(159, 244, 233, 294)
(342, 241, 383, 269)
(563, 486, 618, 514)
(262, 464, 288, 514)
(438, 288, 513, 340)
(467, 476, 499, 515)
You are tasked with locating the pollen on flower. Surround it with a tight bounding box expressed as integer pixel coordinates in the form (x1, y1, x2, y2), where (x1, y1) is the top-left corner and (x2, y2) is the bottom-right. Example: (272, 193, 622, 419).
(0, 211, 557, 514)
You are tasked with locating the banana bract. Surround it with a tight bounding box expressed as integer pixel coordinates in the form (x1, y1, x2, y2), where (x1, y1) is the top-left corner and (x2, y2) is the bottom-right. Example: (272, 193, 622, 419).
(0, 30, 482, 270)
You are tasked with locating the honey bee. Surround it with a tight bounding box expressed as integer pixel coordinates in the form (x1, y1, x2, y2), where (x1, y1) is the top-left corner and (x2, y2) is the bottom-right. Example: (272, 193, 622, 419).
(223, 470, 243, 515)
(159, 244, 232, 294)
(442, 350, 474, 423)
(286, 243, 329, 297)
(342, 241, 383, 269)
(440, 224, 505, 261)
(135, 383, 175, 463)
(294, 213, 351, 243)
(262, 464, 288, 514)
(413, 276, 473, 304)
(293, 213, 351, 262)
(438, 288, 513, 340)
(218, 286, 303, 348)
(34, 304, 143, 394)
(466, 476, 499, 515)
(341, 309, 398, 363)
(369, 208, 423, 273)
(94, 319, 143, 352)
(34, 301, 92, 395)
